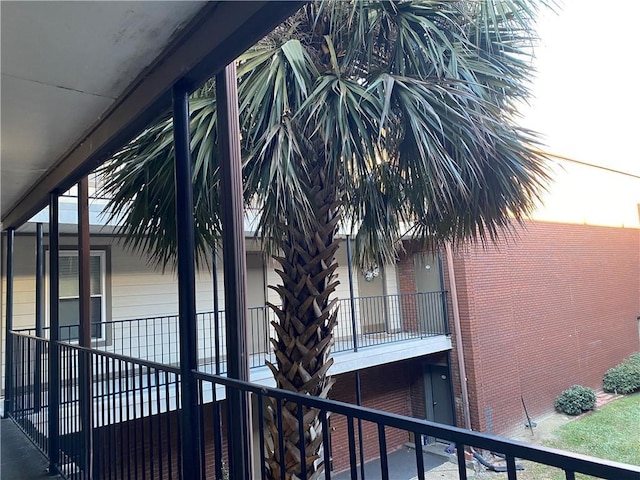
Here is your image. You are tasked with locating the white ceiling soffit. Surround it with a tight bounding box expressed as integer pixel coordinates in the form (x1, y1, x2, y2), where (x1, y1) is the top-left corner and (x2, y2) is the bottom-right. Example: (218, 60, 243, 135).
(1, 1, 207, 224)
(2, 1, 303, 230)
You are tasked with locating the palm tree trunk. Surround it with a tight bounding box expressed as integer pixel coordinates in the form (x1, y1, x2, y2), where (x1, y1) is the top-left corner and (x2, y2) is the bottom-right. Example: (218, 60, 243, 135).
(264, 166, 341, 480)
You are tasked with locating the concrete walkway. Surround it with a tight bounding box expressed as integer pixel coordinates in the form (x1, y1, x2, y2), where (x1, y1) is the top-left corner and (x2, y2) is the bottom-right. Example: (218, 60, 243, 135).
(333, 445, 447, 480)
(0, 418, 58, 479)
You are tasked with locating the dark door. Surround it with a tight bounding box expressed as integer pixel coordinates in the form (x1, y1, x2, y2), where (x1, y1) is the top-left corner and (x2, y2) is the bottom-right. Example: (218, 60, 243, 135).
(424, 364, 454, 442)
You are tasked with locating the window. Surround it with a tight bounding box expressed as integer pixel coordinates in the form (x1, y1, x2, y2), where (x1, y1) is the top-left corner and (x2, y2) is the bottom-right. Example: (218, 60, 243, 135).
(56, 250, 106, 342)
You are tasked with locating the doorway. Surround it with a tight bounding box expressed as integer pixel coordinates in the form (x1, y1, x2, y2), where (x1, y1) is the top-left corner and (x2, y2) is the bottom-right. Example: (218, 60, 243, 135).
(413, 253, 446, 334)
(246, 252, 268, 355)
(423, 363, 455, 442)
(357, 267, 388, 334)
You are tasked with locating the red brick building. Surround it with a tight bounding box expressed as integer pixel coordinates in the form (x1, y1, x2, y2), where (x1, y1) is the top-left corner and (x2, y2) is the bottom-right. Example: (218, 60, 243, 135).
(398, 220, 640, 437)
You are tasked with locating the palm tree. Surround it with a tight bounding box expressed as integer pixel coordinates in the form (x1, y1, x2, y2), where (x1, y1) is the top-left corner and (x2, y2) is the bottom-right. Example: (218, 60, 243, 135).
(100, 1, 550, 478)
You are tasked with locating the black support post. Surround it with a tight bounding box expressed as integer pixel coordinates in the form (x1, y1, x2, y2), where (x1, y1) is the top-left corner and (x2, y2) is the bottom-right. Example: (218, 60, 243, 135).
(355, 371, 365, 480)
(212, 247, 221, 376)
(78, 176, 93, 475)
(212, 247, 223, 480)
(48, 193, 61, 475)
(173, 82, 202, 480)
(216, 62, 253, 480)
(34, 223, 44, 411)
(346, 235, 359, 352)
(3, 227, 15, 417)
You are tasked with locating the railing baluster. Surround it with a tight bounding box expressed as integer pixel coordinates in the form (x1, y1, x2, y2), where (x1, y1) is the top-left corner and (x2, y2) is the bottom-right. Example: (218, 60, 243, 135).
(108, 356, 115, 480)
(414, 432, 425, 480)
(565, 470, 576, 480)
(166, 371, 174, 480)
(456, 443, 467, 480)
(506, 455, 517, 480)
(297, 401, 307, 480)
(198, 380, 206, 479)
(347, 415, 357, 480)
(157, 370, 164, 480)
(212, 382, 223, 480)
(377, 424, 389, 480)
(277, 399, 286, 480)
(320, 410, 332, 480)
(119, 360, 125, 480)
(258, 393, 267, 480)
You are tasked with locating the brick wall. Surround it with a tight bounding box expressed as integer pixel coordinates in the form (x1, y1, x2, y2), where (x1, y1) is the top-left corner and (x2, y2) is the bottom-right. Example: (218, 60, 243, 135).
(434, 221, 640, 436)
(328, 359, 427, 473)
(92, 402, 229, 479)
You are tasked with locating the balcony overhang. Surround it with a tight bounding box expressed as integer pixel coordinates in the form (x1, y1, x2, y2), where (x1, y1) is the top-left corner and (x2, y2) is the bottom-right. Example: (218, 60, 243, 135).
(1, 1, 303, 230)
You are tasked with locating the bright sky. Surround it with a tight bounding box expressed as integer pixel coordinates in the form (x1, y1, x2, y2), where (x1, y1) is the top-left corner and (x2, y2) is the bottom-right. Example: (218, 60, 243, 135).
(521, 0, 640, 227)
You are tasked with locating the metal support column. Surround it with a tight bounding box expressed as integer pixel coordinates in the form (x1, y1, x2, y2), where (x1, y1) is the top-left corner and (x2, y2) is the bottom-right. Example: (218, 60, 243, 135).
(3, 227, 15, 417)
(48, 193, 61, 475)
(78, 177, 92, 347)
(34, 223, 44, 411)
(346, 235, 359, 352)
(355, 371, 366, 480)
(213, 247, 221, 376)
(78, 176, 93, 475)
(173, 82, 203, 480)
(212, 247, 223, 480)
(216, 62, 252, 480)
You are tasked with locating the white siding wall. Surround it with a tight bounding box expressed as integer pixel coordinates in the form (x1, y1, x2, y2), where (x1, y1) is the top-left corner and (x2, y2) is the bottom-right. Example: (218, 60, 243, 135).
(2, 234, 402, 367)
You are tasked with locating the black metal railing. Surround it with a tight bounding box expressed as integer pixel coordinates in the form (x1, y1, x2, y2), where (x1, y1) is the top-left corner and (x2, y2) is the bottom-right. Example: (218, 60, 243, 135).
(16, 291, 449, 370)
(9, 332, 182, 480)
(7, 331, 640, 480)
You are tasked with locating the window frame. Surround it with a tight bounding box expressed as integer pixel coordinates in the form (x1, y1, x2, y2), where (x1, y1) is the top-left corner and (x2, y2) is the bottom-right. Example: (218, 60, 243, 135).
(46, 247, 110, 344)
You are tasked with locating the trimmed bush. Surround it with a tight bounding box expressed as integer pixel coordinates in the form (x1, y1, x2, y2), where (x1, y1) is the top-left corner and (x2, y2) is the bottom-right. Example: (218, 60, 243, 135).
(554, 385, 596, 416)
(603, 358, 640, 395)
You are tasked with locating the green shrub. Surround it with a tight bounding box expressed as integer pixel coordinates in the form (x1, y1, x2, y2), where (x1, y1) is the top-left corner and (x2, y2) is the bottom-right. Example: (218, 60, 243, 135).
(554, 385, 596, 416)
(628, 353, 640, 366)
(603, 361, 640, 394)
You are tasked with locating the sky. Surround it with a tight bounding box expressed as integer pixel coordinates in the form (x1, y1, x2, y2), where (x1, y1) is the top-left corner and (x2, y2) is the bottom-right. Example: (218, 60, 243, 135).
(520, 0, 640, 227)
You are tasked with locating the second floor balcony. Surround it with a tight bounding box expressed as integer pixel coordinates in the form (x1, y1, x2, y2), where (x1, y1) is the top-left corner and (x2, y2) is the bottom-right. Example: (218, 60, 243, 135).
(16, 290, 451, 383)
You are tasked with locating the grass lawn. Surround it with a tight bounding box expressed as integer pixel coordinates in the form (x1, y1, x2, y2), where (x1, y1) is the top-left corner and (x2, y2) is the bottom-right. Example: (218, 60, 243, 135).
(519, 393, 640, 480)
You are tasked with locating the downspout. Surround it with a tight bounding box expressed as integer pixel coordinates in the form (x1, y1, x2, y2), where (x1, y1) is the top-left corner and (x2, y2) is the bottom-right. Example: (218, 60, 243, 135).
(444, 242, 472, 430)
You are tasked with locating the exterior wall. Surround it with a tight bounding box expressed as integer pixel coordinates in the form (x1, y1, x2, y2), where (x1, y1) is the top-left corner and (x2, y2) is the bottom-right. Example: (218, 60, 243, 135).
(1, 232, 409, 376)
(328, 359, 427, 473)
(439, 221, 640, 436)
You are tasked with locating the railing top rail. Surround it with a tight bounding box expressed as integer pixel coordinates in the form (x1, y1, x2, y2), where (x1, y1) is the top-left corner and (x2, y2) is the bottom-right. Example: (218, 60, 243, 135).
(9, 330, 48, 340)
(54, 335, 182, 374)
(13, 290, 449, 332)
(193, 370, 640, 479)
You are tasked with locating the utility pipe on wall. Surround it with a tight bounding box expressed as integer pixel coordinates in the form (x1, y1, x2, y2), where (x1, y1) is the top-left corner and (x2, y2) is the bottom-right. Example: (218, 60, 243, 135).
(444, 242, 472, 431)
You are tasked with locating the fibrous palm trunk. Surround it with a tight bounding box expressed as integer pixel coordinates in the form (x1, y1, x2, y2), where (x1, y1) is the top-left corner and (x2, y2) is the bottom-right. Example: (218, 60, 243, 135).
(264, 166, 341, 480)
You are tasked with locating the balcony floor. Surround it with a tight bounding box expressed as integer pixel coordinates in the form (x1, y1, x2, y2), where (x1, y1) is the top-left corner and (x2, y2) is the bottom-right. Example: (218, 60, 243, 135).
(0, 418, 60, 479)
